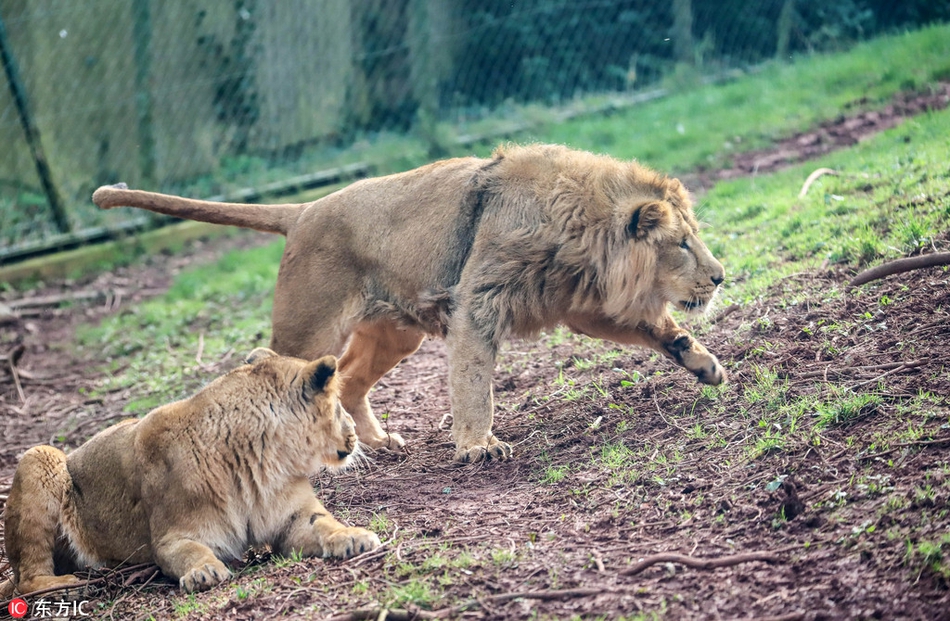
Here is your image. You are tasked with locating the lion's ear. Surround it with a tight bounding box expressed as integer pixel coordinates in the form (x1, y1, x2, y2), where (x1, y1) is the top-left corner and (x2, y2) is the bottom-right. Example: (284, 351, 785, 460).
(663, 177, 690, 207)
(627, 202, 670, 240)
(303, 355, 338, 394)
(245, 347, 279, 364)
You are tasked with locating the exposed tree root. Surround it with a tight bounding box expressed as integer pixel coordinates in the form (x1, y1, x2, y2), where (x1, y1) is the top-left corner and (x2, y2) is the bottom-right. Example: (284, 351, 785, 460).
(620, 551, 781, 576)
(849, 252, 950, 287)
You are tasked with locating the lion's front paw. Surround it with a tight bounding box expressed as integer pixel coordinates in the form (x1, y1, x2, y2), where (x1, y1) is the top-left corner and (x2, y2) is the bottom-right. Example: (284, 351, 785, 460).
(324, 527, 382, 559)
(454, 436, 512, 463)
(180, 560, 231, 593)
(693, 353, 726, 385)
(668, 335, 726, 386)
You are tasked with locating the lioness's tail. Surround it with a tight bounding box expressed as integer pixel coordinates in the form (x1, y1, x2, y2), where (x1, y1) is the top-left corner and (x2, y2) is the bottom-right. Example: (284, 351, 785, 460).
(92, 183, 303, 236)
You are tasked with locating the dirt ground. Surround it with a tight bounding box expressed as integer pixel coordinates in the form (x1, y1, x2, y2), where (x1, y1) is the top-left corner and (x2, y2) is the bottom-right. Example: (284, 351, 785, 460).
(1, 87, 949, 620)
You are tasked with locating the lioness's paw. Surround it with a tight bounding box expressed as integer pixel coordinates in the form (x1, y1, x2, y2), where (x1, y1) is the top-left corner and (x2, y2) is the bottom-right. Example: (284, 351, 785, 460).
(454, 437, 512, 463)
(324, 527, 382, 559)
(180, 560, 231, 593)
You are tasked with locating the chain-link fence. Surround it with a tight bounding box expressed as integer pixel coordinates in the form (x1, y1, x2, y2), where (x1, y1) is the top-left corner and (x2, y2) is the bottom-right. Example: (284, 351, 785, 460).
(1, 0, 947, 263)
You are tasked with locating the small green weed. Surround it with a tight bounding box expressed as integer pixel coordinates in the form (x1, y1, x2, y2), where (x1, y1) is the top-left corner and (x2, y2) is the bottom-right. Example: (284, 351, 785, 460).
(490, 547, 517, 566)
(383, 578, 436, 608)
(370, 512, 391, 534)
(272, 548, 304, 568)
(172, 594, 207, 617)
(599, 442, 635, 470)
(542, 465, 569, 485)
(748, 427, 785, 459)
(906, 533, 950, 584)
(815, 391, 883, 428)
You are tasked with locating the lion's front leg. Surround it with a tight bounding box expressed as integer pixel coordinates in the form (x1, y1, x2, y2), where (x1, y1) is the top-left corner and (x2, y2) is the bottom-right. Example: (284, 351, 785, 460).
(273, 489, 380, 560)
(151, 534, 231, 593)
(445, 312, 512, 463)
(570, 312, 726, 385)
(645, 314, 726, 385)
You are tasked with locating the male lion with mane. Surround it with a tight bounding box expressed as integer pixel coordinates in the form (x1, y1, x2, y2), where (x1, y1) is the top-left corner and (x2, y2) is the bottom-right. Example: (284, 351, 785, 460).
(0, 349, 380, 596)
(93, 144, 726, 463)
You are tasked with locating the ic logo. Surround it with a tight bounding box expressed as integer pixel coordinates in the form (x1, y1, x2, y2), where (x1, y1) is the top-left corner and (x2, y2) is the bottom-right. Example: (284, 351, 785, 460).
(8, 597, 28, 618)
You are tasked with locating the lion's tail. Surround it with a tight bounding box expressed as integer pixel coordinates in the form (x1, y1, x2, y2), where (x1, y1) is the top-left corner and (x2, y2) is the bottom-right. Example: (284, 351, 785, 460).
(92, 184, 302, 236)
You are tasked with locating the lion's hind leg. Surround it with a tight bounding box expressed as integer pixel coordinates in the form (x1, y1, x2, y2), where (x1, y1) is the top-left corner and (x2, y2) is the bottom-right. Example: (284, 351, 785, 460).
(338, 320, 424, 450)
(272, 487, 380, 560)
(4, 446, 82, 594)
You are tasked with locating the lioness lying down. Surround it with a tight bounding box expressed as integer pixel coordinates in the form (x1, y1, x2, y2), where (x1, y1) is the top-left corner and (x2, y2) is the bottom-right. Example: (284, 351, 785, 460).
(0, 349, 380, 596)
(93, 144, 726, 463)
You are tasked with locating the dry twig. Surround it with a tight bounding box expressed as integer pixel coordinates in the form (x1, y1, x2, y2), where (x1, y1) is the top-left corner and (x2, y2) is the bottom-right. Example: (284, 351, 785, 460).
(849, 359, 923, 390)
(792, 359, 924, 384)
(6, 290, 107, 310)
(711, 303, 741, 324)
(3, 344, 26, 403)
(9, 563, 159, 600)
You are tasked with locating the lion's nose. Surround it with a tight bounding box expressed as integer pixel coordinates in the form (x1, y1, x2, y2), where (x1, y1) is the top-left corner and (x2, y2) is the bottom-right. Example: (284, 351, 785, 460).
(711, 274, 724, 286)
(337, 450, 351, 460)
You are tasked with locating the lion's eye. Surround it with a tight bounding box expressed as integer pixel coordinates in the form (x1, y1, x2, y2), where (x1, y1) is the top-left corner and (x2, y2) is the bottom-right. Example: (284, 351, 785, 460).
(679, 239, 690, 250)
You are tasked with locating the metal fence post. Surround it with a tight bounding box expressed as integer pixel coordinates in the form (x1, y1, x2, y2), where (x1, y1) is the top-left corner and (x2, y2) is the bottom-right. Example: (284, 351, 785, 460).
(0, 11, 71, 234)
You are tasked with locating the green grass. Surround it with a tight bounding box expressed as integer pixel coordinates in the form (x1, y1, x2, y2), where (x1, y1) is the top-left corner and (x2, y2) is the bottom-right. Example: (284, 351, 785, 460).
(532, 24, 950, 173)
(171, 594, 208, 618)
(77, 240, 284, 412)
(541, 464, 570, 484)
(701, 107, 950, 304)
(382, 578, 436, 609)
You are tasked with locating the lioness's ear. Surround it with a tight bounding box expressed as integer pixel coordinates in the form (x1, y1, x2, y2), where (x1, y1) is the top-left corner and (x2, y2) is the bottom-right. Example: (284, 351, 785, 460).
(245, 347, 278, 364)
(627, 202, 670, 239)
(304, 355, 338, 394)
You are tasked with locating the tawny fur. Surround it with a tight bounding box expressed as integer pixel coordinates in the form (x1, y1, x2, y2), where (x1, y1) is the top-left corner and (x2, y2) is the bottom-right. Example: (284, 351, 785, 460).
(0, 349, 380, 596)
(92, 144, 726, 463)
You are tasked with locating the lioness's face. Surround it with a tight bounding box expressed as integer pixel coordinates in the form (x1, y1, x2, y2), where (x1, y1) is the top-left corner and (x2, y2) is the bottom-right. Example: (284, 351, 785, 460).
(318, 401, 359, 469)
(244, 348, 359, 470)
(657, 222, 725, 316)
(289, 359, 358, 470)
